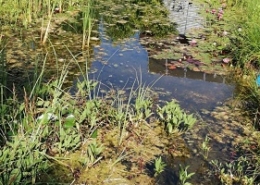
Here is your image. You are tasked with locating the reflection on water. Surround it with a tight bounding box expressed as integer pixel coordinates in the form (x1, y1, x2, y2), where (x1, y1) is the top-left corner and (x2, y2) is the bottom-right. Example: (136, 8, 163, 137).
(84, 22, 234, 112)
(163, 0, 203, 35)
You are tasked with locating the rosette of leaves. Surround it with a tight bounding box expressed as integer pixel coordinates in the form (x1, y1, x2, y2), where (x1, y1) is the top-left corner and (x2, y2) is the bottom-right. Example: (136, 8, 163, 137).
(157, 100, 196, 133)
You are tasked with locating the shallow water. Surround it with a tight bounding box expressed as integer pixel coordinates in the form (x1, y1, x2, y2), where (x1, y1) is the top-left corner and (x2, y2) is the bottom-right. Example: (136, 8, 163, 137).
(73, 4, 235, 184)
(76, 24, 235, 184)
(83, 22, 233, 113)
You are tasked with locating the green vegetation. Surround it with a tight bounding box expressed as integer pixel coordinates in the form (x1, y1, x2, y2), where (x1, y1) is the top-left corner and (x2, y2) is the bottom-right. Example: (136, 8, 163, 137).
(192, 0, 260, 118)
(157, 100, 196, 133)
(154, 156, 166, 177)
(0, 64, 197, 183)
(0, 0, 180, 183)
(201, 135, 211, 159)
(211, 158, 258, 185)
(1, 0, 260, 184)
(179, 165, 195, 185)
(192, 0, 260, 184)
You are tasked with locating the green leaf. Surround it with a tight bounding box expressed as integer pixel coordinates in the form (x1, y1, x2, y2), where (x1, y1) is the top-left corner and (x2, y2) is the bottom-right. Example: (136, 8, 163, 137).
(37, 100, 44, 106)
(167, 123, 172, 133)
(90, 129, 98, 139)
(64, 115, 75, 128)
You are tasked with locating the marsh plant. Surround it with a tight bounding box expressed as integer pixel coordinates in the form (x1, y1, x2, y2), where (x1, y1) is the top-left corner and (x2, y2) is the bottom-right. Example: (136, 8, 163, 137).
(0, 60, 102, 184)
(154, 156, 166, 177)
(179, 165, 195, 185)
(201, 135, 211, 158)
(234, 70, 260, 129)
(0, 63, 200, 183)
(228, 0, 260, 67)
(82, 0, 93, 49)
(0, 132, 48, 185)
(134, 90, 153, 121)
(157, 100, 196, 133)
(0, 0, 91, 25)
(210, 158, 258, 185)
(81, 139, 103, 168)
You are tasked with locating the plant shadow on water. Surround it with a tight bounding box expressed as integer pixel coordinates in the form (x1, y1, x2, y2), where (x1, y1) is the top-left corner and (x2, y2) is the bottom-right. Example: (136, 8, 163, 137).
(72, 20, 236, 184)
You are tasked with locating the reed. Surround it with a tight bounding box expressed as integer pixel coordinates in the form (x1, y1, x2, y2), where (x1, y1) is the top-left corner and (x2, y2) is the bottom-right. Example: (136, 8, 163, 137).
(82, 0, 93, 49)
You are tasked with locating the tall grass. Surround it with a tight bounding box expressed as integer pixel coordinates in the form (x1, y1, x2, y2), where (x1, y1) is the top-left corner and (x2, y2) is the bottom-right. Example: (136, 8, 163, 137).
(0, 0, 92, 27)
(233, 70, 260, 128)
(228, 0, 260, 68)
(82, 0, 93, 49)
(224, 0, 260, 127)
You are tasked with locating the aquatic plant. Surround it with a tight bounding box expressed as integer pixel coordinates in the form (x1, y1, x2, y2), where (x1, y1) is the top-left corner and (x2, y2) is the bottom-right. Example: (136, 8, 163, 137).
(82, 0, 93, 49)
(154, 156, 166, 177)
(201, 135, 211, 159)
(84, 139, 103, 168)
(40, 8, 54, 45)
(157, 100, 196, 133)
(210, 158, 258, 185)
(0, 132, 49, 184)
(179, 165, 195, 185)
(0, 48, 7, 99)
(233, 70, 260, 129)
(95, 0, 176, 40)
(133, 71, 159, 121)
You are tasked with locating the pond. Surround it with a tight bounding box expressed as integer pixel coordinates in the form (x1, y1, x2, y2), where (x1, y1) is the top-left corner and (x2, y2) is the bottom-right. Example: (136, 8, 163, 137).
(71, 5, 237, 184)
(1, 0, 248, 184)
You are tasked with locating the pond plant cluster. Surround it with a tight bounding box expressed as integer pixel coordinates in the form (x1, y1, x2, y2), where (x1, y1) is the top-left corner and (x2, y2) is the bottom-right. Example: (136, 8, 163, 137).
(0, 0, 260, 184)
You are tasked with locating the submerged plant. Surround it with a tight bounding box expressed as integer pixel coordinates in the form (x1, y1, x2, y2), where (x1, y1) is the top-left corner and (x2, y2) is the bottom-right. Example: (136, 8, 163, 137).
(201, 135, 211, 158)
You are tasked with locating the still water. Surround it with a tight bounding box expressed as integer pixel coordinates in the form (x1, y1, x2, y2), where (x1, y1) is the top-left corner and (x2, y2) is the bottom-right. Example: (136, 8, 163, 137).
(84, 22, 233, 113)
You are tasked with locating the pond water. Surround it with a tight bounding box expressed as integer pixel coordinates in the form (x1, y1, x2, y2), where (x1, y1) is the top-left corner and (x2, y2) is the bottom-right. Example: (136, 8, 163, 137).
(67, 1, 240, 184)
(81, 21, 234, 113)
(73, 17, 236, 184)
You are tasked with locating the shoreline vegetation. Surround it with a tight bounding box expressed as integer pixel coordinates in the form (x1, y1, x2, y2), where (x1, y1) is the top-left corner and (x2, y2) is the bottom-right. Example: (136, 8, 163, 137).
(0, 0, 260, 184)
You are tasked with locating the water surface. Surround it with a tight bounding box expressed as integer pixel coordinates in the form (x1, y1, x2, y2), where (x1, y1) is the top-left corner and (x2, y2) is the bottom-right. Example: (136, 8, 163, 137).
(85, 22, 233, 112)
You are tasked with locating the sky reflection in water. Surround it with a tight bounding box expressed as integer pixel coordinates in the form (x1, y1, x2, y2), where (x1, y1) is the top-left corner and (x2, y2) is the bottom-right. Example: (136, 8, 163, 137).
(88, 25, 234, 112)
